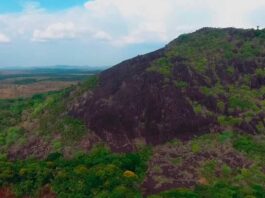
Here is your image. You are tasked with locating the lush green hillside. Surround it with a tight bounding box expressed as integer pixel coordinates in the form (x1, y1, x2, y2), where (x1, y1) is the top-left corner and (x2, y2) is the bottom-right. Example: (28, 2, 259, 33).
(0, 28, 265, 197)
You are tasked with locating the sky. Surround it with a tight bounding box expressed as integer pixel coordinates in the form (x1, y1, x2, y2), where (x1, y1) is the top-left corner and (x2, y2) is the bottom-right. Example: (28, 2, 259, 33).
(0, 0, 264, 67)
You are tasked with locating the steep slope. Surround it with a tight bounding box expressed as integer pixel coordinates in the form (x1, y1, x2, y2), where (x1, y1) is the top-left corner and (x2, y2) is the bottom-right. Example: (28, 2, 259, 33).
(70, 27, 265, 151)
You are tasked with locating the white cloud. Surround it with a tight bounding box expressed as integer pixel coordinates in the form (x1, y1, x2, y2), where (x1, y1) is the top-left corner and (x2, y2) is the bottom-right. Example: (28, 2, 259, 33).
(0, 0, 265, 66)
(93, 31, 112, 41)
(32, 22, 77, 42)
(206, 0, 265, 27)
(0, 33, 10, 43)
(84, 0, 265, 46)
(0, 0, 264, 45)
(84, 0, 183, 44)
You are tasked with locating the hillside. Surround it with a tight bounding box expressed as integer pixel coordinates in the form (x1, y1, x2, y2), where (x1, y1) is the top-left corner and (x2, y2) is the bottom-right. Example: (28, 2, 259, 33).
(70, 27, 265, 151)
(0, 27, 265, 197)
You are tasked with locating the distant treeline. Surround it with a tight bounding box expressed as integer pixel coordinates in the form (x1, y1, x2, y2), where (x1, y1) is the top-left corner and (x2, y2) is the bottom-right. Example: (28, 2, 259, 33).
(0, 68, 103, 83)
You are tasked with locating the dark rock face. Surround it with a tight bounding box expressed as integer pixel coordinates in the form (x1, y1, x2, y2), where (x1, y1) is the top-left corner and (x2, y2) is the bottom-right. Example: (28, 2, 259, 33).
(70, 27, 265, 151)
(70, 50, 212, 151)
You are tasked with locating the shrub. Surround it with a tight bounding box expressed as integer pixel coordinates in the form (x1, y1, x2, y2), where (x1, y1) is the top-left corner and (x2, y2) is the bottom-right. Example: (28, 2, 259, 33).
(200, 84, 225, 97)
(255, 68, 265, 78)
(194, 182, 243, 198)
(149, 188, 198, 198)
(194, 57, 207, 73)
(74, 165, 89, 175)
(174, 80, 189, 89)
(52, 140, 62, 152)
(123, 170, 137, 178)
(82, 75, 99, 90)
(46, 152, 63, 161)
(5, 127, 24, 146)
(217, 101, 225, 112)
(60, 117, 86, 142)
(238, 42, 260, 59)
(233, 136, 265, 157)
(191, 143, 201, 153)
(200, 160, 217, 181)
(228, 96, 255, 111)
(218, 116, 242, 127)
(226, 66, 235, 75)
(218, 131, 234, 143)
(147, 58, 173, 77)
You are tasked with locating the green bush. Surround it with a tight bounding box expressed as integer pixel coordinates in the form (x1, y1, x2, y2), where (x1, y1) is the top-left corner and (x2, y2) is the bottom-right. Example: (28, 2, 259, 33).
(60, 117, 86, 141)
(5, 127, 24, 146)
(233, 136, 265, 157)
(174, 80, 189, 89)
(217, 101, 225, 112)
(200, 84, 225, 97)
(191, 143, 201, 153)
(218, 131, 234, 143)
(228, 96, 255, 111)
(226, 66, 235, 75)
(238, 42, 260, 59)
(217, 116, 242, 127)
(194, 182, 243, 198)
(82, 75, 99, 91)
(149, 188, 198, 198)
(147, 58, 173, 77)
(255, 68, 265, 78)
(194, 57, 207, 73)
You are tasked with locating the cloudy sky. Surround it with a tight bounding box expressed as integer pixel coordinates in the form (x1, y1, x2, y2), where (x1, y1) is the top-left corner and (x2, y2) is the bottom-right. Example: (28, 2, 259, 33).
(0, 0, 264, 67)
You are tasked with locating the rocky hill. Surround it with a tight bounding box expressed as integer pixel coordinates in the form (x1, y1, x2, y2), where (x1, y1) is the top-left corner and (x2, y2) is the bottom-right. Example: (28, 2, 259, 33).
(0, 27, 265, 197)
(70, 27, 265, 151)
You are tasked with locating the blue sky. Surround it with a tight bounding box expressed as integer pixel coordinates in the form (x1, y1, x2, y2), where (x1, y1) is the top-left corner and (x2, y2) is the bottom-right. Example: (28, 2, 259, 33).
(0, 0, 264, 67)
(0, 0, 88, 13)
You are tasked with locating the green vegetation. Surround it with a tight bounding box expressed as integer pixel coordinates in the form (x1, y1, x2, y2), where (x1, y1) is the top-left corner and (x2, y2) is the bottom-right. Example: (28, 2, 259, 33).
(191, 101, 212, 117)
(0, 75, 99, 157)
(238, 41, 261, 59)
(150, 131, 265, 198)
(226, 66, 235, 75)
(1, 72, 147, 196)
(174, 80, 189, 89)
(233, 135, 265, 157)
(227, 86, 258, 111)
(81, 75, 100, 91)
(217, 101, 225, 112)
(147, 57, 173, 77)
(0, 146, 151, 197)
(26, 89, 87, 144)
(255, 68, 265, 78)
(0, 94, 47, 131)
(200, 84, 226, 97)
(218, 116, 242, 127)
(14, 78, 38, 85)
(0, 67, 101, 84)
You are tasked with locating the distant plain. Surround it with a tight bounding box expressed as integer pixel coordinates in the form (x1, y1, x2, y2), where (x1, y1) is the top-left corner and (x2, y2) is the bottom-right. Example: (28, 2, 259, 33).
(0, 67, 102, 99)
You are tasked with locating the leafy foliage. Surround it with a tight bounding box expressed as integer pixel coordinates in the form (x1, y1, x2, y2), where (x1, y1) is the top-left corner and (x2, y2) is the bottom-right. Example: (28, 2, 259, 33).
(147, 58, 173, 77)
(0, 146, 151, 197)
